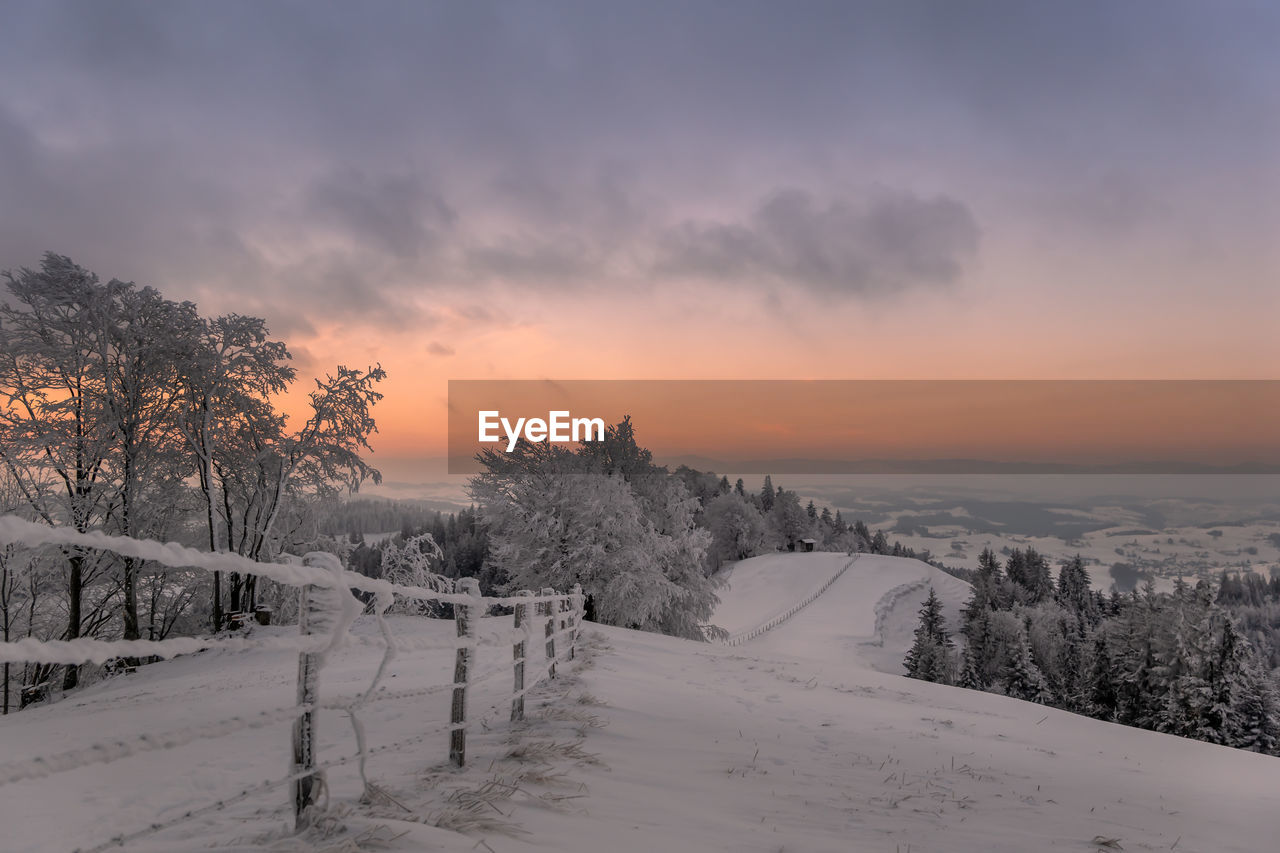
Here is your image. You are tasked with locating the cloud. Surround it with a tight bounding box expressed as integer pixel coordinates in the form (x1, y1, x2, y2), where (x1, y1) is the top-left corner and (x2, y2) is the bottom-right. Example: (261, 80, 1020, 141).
(1, 0, 1274, 337)
(305, 167, 456, 260)
(426, 341, 455, 356)
(654, 188, 980, 295)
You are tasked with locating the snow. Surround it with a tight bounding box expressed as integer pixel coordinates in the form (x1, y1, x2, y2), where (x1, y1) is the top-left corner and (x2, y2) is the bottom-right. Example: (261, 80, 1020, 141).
(709, 551, 852, 636)
(2, 552, 1277, 852)
(728, 553, 971, 675)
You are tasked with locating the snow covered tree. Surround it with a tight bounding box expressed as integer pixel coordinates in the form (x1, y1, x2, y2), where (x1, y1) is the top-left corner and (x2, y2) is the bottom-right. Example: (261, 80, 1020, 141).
(380, 533, 450, 615)
(770, 489, 810, 551)
(91, 281, 200, 641)
(904, 587, 955, 684)
(1236, 652, 1280, 754)
(1056, 555, 1097, 622)
(703, 492, 767, 569)
(472, 420, 715, 640)
(0, 255, 119, 688)
(958, 648, 984, 690)
(176, 312, 293, 630)
(1001, 626, 1052, 704)
(1087, 630, 1118, 719)
(870, 529, 889, 554)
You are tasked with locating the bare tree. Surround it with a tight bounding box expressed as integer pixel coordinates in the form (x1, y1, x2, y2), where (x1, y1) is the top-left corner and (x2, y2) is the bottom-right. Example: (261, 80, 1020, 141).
(0, 255, 116, 688)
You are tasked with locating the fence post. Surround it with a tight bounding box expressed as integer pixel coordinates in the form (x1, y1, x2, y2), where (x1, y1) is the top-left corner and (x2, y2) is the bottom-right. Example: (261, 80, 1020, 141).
(568, 583, 583, 660)
(450, 577, 481, 767)
(292, 553, 343, 830)
(511, 589, 534, 722)
(541, 587, 557, 679)
(558, 596, 568, 660)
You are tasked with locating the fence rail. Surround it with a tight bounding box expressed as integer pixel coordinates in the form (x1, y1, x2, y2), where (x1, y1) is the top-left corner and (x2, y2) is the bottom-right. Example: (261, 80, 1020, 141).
(719, 554, 858, 647)
(0, 515, 585, 851)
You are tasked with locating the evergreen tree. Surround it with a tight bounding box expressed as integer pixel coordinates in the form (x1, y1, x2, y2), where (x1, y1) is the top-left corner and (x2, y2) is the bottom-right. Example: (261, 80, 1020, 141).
(1237, 652, 1280, 754)
(958, 648, 984, 690)
(759, 475, 775, 512)
(1056, 555, 1097, 621)
(1056, 615, 1090, 712)
(1114, 588, 1161, 728)
(1206, 615, 1251, 746)
(853, 519, 872, 552)
(1005, 549, 1028, 592)
(1001, 627, 1052, 703)
(904, 588, 955, 684)
(1088, 631, 1118, 719)
(1024, 548, 1054, 604)
(871, 529, 889, 554)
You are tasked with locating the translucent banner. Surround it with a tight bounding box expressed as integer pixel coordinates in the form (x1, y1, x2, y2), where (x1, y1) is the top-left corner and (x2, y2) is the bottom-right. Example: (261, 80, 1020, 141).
(447, 380, 1280, 475)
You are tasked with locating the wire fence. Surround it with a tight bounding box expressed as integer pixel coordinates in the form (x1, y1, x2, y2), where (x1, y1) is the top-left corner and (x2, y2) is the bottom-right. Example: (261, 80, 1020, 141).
(0, 515, 586, 851)
(719, 554, 858, 646)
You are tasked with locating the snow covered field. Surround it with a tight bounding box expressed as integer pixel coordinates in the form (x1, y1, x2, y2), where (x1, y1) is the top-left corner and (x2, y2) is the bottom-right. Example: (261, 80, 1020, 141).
(885, 519, 1280, 593)
(2, 553, 1277, 852)
(709, 552, 853, 637)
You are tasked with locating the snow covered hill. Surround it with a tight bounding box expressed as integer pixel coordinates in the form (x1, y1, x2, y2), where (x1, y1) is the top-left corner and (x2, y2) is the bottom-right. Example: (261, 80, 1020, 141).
(2, 553, 1277, 852)
(712, 551, 971, 675)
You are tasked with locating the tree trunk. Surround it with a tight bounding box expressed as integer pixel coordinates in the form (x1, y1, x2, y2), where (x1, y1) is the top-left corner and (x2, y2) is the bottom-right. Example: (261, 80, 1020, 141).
(122, 555, 140, 641)
(2, 560, 10, 714)
(121, 456, 140, 642)
(202, 455, 223, 633)
(63, 550, 82, 690)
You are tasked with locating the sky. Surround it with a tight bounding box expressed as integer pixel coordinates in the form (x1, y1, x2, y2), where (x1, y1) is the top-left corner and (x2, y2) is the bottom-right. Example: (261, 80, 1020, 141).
(1, 1, 1277, 474)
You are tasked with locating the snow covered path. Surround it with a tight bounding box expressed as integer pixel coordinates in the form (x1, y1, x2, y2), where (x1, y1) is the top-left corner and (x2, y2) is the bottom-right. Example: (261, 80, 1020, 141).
(716, 551, 972, 675)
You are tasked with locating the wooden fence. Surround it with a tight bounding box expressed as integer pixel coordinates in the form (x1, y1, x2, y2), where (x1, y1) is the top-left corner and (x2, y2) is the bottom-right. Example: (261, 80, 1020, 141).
(0, 515, 586, 850)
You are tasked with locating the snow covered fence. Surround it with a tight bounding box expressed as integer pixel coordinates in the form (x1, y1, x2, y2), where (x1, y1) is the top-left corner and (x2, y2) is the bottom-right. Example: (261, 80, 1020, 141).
(720, 554, 859, 647)
(0, 515, 586, 848)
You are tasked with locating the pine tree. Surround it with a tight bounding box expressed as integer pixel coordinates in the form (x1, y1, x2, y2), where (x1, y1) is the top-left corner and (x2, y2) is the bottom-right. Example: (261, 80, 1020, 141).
(1088, 631, 1118, 719)
(1005, 549, 1028, 593)
(1206, 614, 1251, 746)
(904, 588, 955, 684)
(1237, 652, 1280, 754)
(958, 648, 984, 690)
(760, 475, 775, 512)
(1056, 555, 1096, 622)
(1024, 548, 1054, 604)
(853, 520, 872, 552)
(1056, 615, 1089, 712)
(1001, 628, 1052, 703)
(1114, 589, 1162, 729)
(871, 530, 889, 554)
